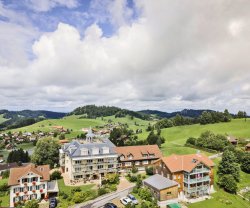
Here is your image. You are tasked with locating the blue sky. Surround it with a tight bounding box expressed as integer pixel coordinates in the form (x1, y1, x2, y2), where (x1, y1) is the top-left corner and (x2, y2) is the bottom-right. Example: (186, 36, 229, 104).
(0, 0, 250, 113)
(2, 0, 136, 36)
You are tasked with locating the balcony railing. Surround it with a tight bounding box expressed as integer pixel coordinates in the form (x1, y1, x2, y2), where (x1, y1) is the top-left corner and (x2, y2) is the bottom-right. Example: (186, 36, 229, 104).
(190, 168, 210, 174)
(184, 185, 210, 193)
(184, 176, 210, 184)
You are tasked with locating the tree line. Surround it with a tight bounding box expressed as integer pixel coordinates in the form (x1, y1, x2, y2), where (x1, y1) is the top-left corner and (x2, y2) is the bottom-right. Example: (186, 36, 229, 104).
(70, 105, 149, 120)
(154, 109, 234, 129)
(109, 127, 165, 147)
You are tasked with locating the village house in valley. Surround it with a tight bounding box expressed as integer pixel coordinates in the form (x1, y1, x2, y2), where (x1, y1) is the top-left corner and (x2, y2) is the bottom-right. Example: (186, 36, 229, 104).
(115, 145, 162, 171)
(8, 164, 58, 207)
(60, 129, 119, 181)
(153, 153, 215, 200)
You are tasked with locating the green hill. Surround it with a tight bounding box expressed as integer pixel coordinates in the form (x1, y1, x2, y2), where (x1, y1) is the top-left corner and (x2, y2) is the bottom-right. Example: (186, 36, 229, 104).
(160, 118, 250, 156)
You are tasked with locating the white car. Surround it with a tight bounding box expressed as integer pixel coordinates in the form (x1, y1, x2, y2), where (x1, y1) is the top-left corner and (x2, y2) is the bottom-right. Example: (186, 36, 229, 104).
(120, 197, 132, 205)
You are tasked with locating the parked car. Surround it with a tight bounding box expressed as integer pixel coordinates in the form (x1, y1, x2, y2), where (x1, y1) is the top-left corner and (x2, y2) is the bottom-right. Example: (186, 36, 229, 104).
(104, 203, 118, 208)
(120, 197, 132, 205)
(49, 197, 57, 208)
(127, 194, 138, 205)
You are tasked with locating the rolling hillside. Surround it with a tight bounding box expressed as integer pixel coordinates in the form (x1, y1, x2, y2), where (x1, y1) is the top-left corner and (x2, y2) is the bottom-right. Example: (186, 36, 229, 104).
(160, 118, 250, 156)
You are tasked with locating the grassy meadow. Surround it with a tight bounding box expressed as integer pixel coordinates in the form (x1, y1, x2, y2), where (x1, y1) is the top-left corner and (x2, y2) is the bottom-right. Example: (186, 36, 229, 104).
(0, 114, 8, 124)
(160, 119, 250, 156)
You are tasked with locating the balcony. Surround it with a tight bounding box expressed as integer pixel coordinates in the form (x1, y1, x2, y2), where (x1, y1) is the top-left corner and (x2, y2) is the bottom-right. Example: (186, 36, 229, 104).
(184, 176, 210, 184)
(184, 185, 210, 193)
(190, 168, 210, 174)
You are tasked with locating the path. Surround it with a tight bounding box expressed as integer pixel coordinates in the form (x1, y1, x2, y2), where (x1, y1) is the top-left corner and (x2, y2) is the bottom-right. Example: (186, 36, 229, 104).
(208, 152, 223, 159)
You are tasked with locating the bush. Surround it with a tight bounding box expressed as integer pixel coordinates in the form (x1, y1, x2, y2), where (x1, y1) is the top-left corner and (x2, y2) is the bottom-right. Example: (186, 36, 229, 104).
(129, 175, 137, 182)
(0, 183, 8, 192)
(1, 170, 9, 179)
(50, 170, 62, 180)
(145, 166, 154, 175)
(71, 187, 81, 194)
(98, 187, 108, 196)
(131, 166, 138, 173)
(186, 137, 196, 145)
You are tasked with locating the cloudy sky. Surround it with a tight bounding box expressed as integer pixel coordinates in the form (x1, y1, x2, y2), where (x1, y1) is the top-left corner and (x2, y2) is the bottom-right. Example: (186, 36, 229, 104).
(0, 0, 250, 113)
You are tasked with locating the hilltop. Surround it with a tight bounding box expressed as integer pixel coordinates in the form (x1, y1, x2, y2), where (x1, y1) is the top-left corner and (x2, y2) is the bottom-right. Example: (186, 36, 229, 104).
(0, 110, 66, 130)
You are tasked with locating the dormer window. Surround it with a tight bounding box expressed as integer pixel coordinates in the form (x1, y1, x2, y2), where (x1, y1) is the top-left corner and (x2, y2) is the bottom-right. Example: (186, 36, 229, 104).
(120, 155, 125, 160)
(81, 148, 88, 156)
(92, 147, 99, 155)
(102, 147, 109, 154)
(127, 153, 133, 160)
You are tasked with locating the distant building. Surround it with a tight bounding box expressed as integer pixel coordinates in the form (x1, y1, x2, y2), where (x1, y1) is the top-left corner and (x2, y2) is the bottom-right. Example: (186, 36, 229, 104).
(143, 174, 179, 201)
(245, 143, 250, 151)
(60, 129, 119, 181)
(8, 164, 58, 207)
(115, 145, 162, 171)
(227, 136, 238, 146)
(153, 153, 215, 200)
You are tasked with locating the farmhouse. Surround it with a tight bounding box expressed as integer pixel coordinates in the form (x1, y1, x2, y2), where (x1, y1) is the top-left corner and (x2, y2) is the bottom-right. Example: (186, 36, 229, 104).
(143, 174, 179, 201)
(8, 163, 58, 207)
(153, 153, 214, 200)
(115, 145, 162, 171)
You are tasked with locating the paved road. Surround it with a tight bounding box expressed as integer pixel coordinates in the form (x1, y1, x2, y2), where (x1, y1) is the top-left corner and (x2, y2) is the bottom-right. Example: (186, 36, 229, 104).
(72, 185, 135, 208)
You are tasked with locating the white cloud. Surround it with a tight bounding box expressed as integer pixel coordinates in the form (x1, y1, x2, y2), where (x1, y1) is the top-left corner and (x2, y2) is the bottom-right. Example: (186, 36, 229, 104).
(0, 0, 250, 113)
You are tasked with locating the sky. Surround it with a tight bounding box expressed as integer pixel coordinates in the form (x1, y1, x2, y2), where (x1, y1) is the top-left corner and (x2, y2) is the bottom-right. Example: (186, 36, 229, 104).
(0, 0, 250, 113)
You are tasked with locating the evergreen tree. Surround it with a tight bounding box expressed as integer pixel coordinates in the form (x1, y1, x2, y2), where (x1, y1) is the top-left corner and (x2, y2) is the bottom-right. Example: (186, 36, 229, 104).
(218, 150, 240, 182)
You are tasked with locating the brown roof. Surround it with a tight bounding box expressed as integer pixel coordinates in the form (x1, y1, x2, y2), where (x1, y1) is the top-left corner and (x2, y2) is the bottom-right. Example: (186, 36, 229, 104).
(159, 154, 214, 173)
(227, 136, 237, 142)
(8, 164, 50, 186)
(115, 145, 162, 161)
(246, 143, 250, 147)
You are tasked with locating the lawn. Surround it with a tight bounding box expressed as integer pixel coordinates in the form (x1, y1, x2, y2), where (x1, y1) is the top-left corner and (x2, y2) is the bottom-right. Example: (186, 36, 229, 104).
(0, 178, 10, 207)
(57, 179, 96, 195)
(57, 179, 96, 208)
(160, 119, 250, 156)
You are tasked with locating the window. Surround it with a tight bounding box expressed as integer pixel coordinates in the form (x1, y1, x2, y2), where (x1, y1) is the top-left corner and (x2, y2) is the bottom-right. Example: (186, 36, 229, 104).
(142, 160, 148, 165)
(108, 164, 113, 169)
(98, 165, 103, 169)
(135, 161, 140, 166)
(125, 162, 132, 167)
(128, 154, 133, 159)
(166, 192, 172, 196)
(75, 160, 81, 164)
(75, 167, 81, 172)
(81, 148, 88, 156)
(98, 159, 104, 163)
(92, 147, 99, 155)
(87, 159, 93, 163)
(102, 147, 109, 154)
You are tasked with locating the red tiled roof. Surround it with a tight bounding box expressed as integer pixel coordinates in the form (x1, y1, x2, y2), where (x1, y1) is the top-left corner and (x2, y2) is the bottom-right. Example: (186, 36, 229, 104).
(115, 145, 162, 161)
(8, 164, 50, 186)
(160, 154, 214, 173)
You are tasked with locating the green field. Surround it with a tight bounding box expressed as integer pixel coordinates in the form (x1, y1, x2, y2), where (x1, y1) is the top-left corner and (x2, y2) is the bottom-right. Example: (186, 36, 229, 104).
(160, 119, 250, 156)
(0, 178, 9, 207)
(0, 114, 8, 124)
